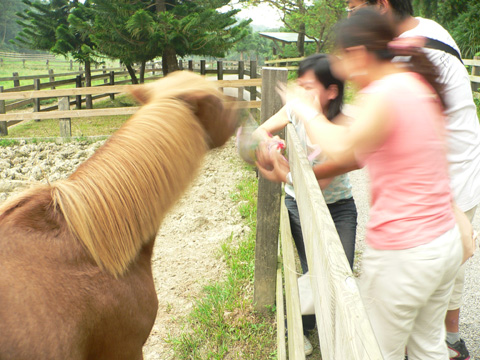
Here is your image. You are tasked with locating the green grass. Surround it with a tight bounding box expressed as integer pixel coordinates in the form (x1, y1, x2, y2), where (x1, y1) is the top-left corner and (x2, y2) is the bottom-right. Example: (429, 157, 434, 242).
(167, 165, 277, 359)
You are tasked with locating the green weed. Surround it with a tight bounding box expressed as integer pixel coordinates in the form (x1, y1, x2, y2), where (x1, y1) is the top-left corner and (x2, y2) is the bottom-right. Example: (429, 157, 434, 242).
(167, 172, 277, 359)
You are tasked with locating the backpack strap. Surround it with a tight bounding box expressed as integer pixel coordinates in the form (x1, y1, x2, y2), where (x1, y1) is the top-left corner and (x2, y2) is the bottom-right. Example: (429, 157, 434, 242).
(424, 37, 464, 64)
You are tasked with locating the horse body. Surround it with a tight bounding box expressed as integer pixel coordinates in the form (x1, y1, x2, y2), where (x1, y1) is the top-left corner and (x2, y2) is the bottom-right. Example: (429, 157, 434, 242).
(0, 72, 237, 359)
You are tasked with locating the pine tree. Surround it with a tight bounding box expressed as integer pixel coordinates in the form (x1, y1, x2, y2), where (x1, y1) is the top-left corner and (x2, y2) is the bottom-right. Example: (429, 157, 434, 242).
(91, 0, 251, 77)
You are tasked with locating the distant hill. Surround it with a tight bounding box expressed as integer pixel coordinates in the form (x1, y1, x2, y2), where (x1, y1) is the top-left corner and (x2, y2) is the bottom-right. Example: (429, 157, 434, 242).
(251, 23, 282, 32)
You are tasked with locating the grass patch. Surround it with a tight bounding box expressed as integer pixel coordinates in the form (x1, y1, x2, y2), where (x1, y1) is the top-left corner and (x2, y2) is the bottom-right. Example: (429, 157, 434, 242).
(167, 167, 277, 359)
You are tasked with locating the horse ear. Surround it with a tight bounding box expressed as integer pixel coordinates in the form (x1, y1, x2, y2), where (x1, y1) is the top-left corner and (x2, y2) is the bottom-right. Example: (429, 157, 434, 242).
(181, 92, 238, 149)
(129, 84, 153, 104)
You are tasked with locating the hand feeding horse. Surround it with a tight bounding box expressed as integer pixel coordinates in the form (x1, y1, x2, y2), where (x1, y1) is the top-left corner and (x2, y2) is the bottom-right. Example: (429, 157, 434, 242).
(0, 71, 238, 360)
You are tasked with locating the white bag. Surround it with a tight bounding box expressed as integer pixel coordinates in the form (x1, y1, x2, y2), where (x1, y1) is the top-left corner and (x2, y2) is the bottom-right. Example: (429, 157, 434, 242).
(298, 272, 315, 315)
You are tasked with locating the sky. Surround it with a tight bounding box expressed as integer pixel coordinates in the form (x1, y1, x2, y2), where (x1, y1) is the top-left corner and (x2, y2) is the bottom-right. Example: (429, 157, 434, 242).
(229, 3, 283, 29)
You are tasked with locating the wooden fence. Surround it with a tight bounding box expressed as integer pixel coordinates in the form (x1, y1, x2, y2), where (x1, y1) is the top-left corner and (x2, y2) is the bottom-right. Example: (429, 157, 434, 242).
(0, 77, 262, 136)
(0, 60, 262, 135)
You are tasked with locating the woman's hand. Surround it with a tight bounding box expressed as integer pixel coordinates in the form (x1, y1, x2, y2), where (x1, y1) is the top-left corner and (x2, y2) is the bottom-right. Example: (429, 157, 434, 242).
(255, 136, 285, 170)
(256, 142, 290, 184)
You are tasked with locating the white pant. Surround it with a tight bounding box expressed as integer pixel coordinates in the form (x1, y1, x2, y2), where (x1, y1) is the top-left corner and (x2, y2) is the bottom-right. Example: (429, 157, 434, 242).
(448, 206, 477, 310)
(359, 226, 463, 360)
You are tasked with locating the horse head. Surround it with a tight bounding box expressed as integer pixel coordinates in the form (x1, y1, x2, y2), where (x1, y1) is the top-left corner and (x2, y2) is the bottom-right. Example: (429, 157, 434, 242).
(129, 71, 239, 149)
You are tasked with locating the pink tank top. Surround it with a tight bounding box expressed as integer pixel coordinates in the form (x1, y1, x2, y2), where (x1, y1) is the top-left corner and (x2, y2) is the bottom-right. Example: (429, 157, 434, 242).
(357, 72, 455, 250)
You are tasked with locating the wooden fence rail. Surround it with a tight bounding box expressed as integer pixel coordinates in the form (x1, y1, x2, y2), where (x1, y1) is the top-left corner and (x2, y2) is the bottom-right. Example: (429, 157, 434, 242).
(280, 125, 383, 359)
(254, 66, 384, 357)
(0, 78, 262, 136)
(265, 56, 480, 95)
(251, 67, 382, 358)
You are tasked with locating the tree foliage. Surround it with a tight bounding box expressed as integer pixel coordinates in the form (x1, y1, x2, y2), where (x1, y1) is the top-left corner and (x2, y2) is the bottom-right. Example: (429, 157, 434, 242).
(240, 0, 345, 57)
(11, 0, 251, 79)
(0, 0, 27, 51)
(90, 0, 251, 76)
(412, 0, 480, 58)
(228, 25, 272, 62)
(14, 0, 98, 106)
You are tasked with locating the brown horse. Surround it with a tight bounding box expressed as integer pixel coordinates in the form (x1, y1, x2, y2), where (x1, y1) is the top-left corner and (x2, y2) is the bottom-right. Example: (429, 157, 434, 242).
(0, 71, 237, 360)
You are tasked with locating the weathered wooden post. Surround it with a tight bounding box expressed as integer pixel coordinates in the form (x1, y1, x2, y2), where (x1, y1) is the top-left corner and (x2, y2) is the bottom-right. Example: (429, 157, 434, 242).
(200, 60, 206, 76)
(70, 60, 73, 70)
(188, 60, 193, 72)
(75, 75, 82, 109)
(253, 67, 288, 311)
(108, 71, 115, 100)
(49, 69, 55, 89)
(178, 60, 183, 70)
(472, 55, 480, 93)
(33, 79, 41, 122)
(22, 59, 26, 68)
(237, 61, 245, 101)
(0, 86, 7, 136)
(249, 61, 258, 119)
(103, 65, 108, 84)
(12, 72, 20, 88)
(59, 96, 71, 138)
(217, 60, 223, 80)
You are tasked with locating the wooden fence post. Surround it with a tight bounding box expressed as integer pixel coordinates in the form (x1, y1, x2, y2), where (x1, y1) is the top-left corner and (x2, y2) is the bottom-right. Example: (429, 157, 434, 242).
(75, 75, 82, 109)
(151, 62, 155, 76)
(188, 60, 193, 72)
(110, 71, 115, 100)
(237, 61, 244, 100)
(49, 69, 55, 89)
(46, 59, 49, 69)
(178, 60, 183, 70)
(472, 55, 480, 93)
(217, 60, 223, 80)
(58, 96, 71, 137)
(200, 60, 206, 75)
(70, 60, 73, 70)
(0, 86, 7, 136)
(22, 59, 26, 68)
(253, 67, 288, 311)
(12, 72, 20, 88)
(249, 61, 258, 118)
(103, 65, 108, 84)
(34, 79, 41, 122)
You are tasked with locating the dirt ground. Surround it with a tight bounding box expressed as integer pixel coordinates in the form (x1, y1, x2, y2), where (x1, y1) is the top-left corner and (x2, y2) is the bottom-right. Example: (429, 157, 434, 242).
(142, 140, 251, 359)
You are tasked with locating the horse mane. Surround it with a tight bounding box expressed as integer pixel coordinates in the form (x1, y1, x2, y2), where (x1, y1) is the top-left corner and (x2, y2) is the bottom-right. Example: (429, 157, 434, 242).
(4, 72, 232, 277)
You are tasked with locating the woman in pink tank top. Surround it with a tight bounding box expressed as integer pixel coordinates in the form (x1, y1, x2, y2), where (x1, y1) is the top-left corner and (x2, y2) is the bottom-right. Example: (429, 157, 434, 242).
(285, 8, 464, 360)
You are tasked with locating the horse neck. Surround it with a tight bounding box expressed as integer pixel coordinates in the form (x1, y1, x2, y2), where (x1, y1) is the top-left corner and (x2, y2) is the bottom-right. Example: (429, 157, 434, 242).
(52, 100, 208, 277)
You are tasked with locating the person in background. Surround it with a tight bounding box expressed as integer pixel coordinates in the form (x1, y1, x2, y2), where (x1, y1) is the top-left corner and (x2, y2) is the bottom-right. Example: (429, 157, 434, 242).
(339, 2, 480, 359)
(283, 8, 463, 359)
(253, 53, 358, 356)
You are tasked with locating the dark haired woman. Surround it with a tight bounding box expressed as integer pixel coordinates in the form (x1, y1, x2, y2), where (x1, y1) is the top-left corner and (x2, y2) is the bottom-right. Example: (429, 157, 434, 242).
(252, 53, 358, 355)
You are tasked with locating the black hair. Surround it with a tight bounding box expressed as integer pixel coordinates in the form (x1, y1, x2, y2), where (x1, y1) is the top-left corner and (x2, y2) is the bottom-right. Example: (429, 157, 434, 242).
(336, 8, 445, 107)
(366, 0, 414, 21)
(297, 54, 344, 120)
